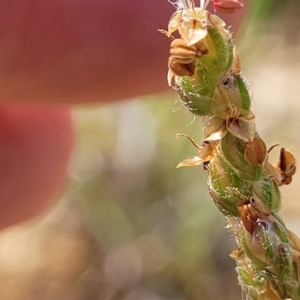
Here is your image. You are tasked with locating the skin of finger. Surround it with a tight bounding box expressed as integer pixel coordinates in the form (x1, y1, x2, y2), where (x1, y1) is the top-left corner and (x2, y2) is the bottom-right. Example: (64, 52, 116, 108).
(0, 0, 248, 229)
(0, 106, 73, 230)
(0, 0, 248, 104)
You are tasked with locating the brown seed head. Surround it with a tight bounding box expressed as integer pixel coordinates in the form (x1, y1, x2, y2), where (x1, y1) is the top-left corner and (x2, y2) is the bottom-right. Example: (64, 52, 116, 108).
(277, 148, 296, 185)
(238, 197, 270, 234)
(168, 38, 208, 84)
(244, 136, 267, 166)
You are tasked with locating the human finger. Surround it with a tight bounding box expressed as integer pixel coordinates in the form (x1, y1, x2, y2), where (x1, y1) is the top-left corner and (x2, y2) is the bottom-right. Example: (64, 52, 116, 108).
(0, 0, 248, 104)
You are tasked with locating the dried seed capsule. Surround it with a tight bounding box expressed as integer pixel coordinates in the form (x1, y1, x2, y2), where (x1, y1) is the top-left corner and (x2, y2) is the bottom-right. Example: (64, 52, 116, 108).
(277, 148, 296, 185)
(167, 38, 208, 86)
(237, 197, 273, 267)
(244, 136, 267, 166)
(266, 147, 296, 186)
(238, 197, 269, 234)
(176, 135, 217, 168)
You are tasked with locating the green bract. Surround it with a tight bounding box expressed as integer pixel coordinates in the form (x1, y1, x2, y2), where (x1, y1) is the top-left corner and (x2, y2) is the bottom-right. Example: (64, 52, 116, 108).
(254, 175, 281, 211)
(236, 74, 251, 110)
(209, 156, 251, 217)
(221, 133, 264, 181)
(178, 64, 215, 116)
(200, 27, 233, 78)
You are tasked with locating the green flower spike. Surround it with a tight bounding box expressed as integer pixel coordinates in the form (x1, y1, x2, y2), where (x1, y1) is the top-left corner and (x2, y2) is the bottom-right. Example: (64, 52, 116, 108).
(231, 248, 283, 300)
(166, 0, 233, 116)
(164, 0, 300, 299)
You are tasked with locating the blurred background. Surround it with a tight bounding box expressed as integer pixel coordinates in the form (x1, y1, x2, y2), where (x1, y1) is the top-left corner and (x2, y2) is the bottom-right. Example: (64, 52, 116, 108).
(1, 1, 300, 299)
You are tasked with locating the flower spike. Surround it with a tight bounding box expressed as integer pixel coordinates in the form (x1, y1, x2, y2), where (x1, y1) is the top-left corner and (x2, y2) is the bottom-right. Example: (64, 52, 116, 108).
(163, 1, 300, 299)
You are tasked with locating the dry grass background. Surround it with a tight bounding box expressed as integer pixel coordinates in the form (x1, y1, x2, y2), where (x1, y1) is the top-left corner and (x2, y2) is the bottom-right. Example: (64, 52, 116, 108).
(0, 2, 300, 299)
